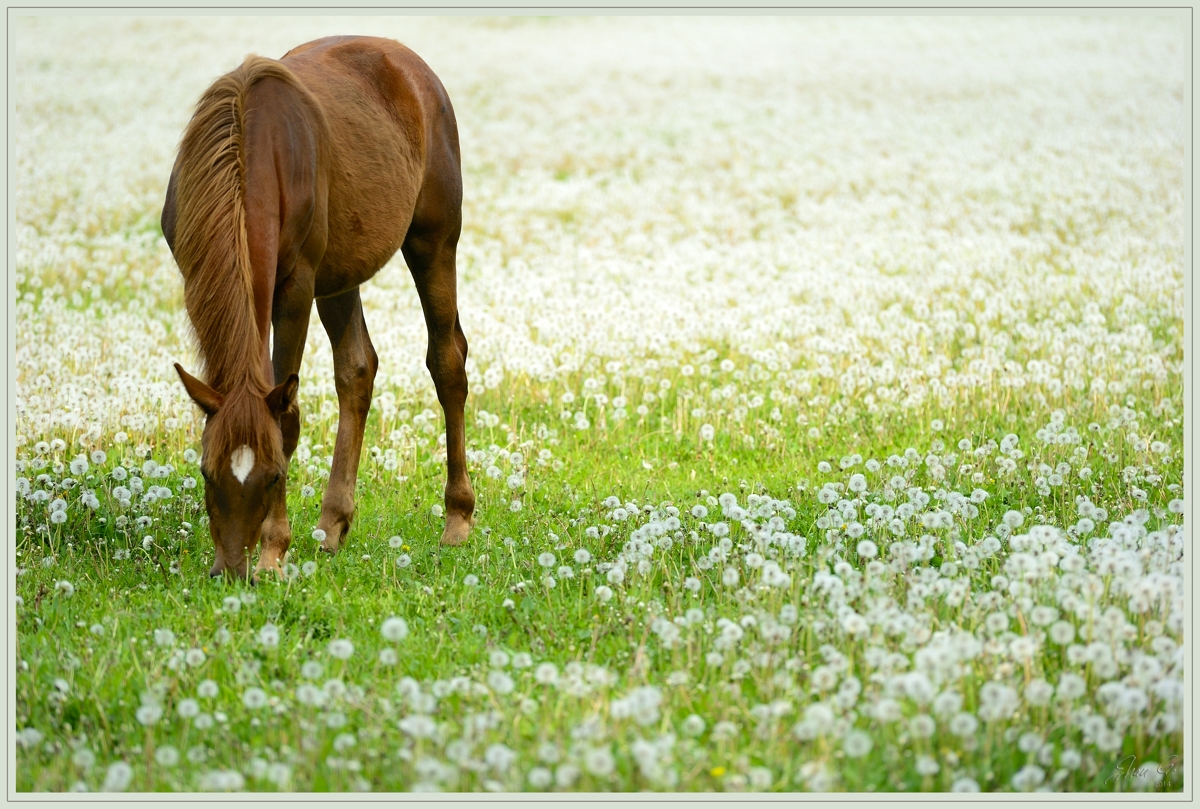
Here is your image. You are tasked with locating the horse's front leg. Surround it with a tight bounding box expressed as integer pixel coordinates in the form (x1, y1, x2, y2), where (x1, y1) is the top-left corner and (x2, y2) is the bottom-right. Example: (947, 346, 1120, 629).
(314, 287, 377, 554)
(255, 270, 314, 579)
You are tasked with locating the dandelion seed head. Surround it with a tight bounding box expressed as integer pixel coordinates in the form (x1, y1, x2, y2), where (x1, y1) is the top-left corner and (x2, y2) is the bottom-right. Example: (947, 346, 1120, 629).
(327, 639, 354, 660)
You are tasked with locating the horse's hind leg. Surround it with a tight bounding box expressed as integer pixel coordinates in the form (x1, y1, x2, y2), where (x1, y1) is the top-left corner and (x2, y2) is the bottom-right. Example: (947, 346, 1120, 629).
(403, 222, 475, 546)
(314, 287, 377, 554)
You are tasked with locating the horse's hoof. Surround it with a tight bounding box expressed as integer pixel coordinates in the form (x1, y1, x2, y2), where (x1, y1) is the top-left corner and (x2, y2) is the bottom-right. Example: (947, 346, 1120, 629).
(439, 514, 474, 547)
(252, 562, 285, 582)
(317, 522, 347, 554)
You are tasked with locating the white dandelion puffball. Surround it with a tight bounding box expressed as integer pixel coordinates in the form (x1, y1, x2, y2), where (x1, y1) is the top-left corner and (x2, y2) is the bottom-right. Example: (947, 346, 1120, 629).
(242, 688, 268, 709)
(381, 617, 409, 642)
(327, 639, 354, 660)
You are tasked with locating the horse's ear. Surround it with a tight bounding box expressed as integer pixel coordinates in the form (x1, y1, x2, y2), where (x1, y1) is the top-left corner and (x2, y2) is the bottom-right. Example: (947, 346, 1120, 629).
(266, 374, 299, 417)
(175, 363, 223, 416)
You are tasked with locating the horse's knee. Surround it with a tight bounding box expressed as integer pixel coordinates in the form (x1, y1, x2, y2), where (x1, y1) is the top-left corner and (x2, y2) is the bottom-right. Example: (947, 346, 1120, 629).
(335, 352, 377, 408)
(426, 333, 463, 371)
(426, 351, 466, 400)
(364, 345, 379, 393)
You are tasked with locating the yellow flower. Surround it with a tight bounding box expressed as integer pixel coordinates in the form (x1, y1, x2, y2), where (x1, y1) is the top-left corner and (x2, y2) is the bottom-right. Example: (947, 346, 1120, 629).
(710, 766, 726, 777)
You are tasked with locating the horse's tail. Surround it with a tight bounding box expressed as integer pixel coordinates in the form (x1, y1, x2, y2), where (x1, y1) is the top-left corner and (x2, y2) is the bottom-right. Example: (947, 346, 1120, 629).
(171, 55, 317, 395)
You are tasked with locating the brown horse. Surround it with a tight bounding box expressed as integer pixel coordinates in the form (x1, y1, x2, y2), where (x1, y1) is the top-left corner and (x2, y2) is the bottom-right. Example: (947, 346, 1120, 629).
(162, 36, 475, 579)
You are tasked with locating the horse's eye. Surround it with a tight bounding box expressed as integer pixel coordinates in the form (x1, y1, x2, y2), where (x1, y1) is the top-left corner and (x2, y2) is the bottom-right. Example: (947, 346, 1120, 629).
(266, 472, 282, 489)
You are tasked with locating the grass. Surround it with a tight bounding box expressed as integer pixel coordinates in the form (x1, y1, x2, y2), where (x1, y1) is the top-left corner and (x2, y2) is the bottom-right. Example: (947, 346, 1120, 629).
(13, 371, 1185, 793)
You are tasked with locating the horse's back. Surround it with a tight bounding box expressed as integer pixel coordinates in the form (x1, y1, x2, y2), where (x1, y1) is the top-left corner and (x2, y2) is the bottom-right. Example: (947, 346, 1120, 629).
(279, 36, 454, 293)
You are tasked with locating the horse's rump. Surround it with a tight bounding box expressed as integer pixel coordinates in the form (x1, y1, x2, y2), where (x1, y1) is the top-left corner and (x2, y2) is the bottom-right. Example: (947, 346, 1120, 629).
(280, 38, 431, 290)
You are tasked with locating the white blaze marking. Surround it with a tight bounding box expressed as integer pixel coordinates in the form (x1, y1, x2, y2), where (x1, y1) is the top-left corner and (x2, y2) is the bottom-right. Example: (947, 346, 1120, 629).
(230, 445, 255, 484)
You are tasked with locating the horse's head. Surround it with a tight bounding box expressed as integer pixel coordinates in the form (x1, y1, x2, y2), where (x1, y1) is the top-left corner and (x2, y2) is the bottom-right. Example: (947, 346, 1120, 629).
(175, 363, 298, 580)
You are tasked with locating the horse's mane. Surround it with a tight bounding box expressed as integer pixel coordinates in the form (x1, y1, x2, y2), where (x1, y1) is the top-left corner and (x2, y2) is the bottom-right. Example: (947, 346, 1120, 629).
(172, 55, 322, 468)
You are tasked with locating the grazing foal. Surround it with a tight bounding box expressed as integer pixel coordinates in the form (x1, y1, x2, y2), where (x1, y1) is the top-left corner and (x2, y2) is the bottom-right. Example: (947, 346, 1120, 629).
(163, 36, 475, 579)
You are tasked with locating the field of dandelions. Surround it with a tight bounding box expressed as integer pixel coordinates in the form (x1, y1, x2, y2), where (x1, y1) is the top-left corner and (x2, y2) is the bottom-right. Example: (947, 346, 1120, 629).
(12, 16, 1186, 794)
